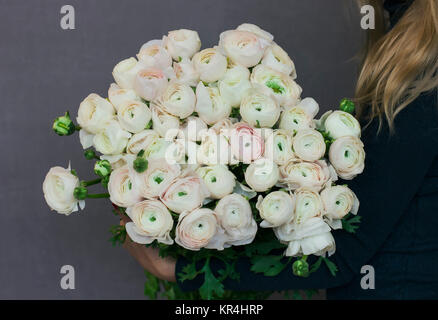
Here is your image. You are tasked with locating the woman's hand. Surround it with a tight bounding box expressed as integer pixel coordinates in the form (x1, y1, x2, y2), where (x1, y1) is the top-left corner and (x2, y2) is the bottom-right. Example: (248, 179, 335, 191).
(119, 215, 177, 282)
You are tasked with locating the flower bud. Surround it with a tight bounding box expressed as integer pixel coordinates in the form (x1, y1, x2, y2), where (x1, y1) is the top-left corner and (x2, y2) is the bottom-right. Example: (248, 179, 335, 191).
(53, 112, 76, 136)
(73, 186, 88, 200)
(94, 160, 112, 178)
(292, 258, 309, 278)
(84, 149, 97, 160)
(339, 98, 355, 114)
(133, 157, 148, 173)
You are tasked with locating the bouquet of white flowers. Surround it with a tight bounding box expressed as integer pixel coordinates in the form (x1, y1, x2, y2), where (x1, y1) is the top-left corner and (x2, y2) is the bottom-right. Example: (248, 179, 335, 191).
(43, 23, 365, 300)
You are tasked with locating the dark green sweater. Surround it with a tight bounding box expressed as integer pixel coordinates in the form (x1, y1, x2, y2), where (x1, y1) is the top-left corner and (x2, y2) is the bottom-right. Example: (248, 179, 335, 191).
(177, 1, 438, 299)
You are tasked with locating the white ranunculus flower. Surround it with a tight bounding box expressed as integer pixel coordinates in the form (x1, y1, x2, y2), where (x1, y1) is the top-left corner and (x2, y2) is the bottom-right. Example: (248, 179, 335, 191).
(178, 116, 207, 142)
(279, 97, 319, 133)
(229, 122, 265, 163)
(321, 185, 359, 221)
(133, 158, 181, 199)
(197, 129, 234, 165)
(240, 89, 280, 128)
(164, 29, 201, 60)
(280, 159, 337, 191)
(108, 83, 141, 112)
(263, 129, 295, 165)
(256, 191, 295, 228)
(79, 129, 94, 149)
(236, 23, 274, 44)
(117, 100, 152, 134)
(329, 136, 365, 180)
(112, 57, 143, 90)
(317, 110, 361, 139)
(160, 81, 196, 119)
(195, 82, 231, 125)
(108, 165, 142, 208)
(192, 48, 227, 83)
(125, 200, 174, 245)
(175, 208, 225, 250)
(294, 188, 324, 224)
(244, 158, 280, 192)
(93, 120, 131, 155)
(126, 130, 159, 155)
(196, 165, 236, 199)
(173, 58, 200, 87)
(144, 138, 172, 160)
(210, 118, 237, 135)
(262, 43, 296, 78)
(218, 30, 265, 68)
(215, 193, 257, 246)
(133, 68, 168, 102)
(150, 103, 180, 138)
(137, 39, 172, 71)
(160, 173, 210, 214)
(250, 65, 302, 107)
(77, 93, 115, 134)
(43, 165, 84, 215)
(292, 129, 326, 162)
(218, 64, 252, 107)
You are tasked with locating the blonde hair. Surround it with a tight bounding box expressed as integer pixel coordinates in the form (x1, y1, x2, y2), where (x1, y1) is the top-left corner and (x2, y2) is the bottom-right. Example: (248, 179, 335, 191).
(355, 0, 438, 131)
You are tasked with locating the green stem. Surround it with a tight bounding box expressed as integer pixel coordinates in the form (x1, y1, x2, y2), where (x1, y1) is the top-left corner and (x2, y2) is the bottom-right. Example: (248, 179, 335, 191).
(81, 178, 102, 187)
(75, 125, 81, 131)
(87, 193, 110, 199)
(302, 255, 308, 262)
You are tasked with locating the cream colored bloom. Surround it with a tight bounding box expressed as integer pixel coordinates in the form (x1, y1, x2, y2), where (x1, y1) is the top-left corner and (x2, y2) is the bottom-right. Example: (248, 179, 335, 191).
(240, 89, 280, 128)
(117, 100, 152, 134)
(178, 116, 207, 142)
(164, 29, 201, 60)
(236, 23, 274, 44)
(126, 130, 159, 155)
(160, 173, 210, 213)
(125, 200, 173, 245)
(143, 138, 172, 160)
(43, 165, 83, 215)
(256, 191, 295, 228)
(175, 208, 224, 250)
(263, 129, 295, 165)
(112, 57, 143, 90)
(173, 58, 200, 87)
(150, 103, 180, 138)
(317, 110, 361, 139)
(134, 68, 168, 102)
(321, 185, 359, 220)
(219, 30, 265, 67)
(196, 165, 236, 199)
(195, 82, 231, 125)
(93, 120, 131, 155)
(197, 130, 233, 165)
(133, 158, 181, 199)
(262, 43, 296, 78)
(215, 194, 257, 246)
(329, 136, 365, 180)
(280, 159, 337, 191)
(137, 39, 172, 70)
(250, 65, 302, 107)
(160, 81, 196, 119)
(292, 129, 326, 161)
(279, 97, 319, 133)
(218, 64, 252, 107)
(192, 48, 227, 83)
(244, 158, 280, 192)
(77, 93, 115, 134)
(108, 83, 141, 112)
(108, 165, 142, 207)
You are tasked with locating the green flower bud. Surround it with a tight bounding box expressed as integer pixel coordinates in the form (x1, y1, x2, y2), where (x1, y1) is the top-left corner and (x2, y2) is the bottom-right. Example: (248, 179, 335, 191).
(133, 157, 148, 173)
(101, 175, 110, 188)
(53, 112, 76, 136)
(339, 98, 355, 114)
(94, 160, 112, 178)
(84, 149, 97, 160)
(73, 186, 88, 200)
(292, 259, 310, 278)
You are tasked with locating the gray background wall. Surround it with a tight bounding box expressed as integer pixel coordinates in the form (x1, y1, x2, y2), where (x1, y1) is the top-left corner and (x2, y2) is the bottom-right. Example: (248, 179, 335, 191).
(0, 0, 362, 299)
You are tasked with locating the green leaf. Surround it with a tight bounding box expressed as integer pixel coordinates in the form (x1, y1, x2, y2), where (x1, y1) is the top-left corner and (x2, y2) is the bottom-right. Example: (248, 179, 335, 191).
(309, 256, 323, 274)
(322, 257, 338, 277)
(178, 262, 201, 282)
(342, 214, 362, 233)
(108, 225, 126, 246)
(144, 271, 160, 299)
(199, 259, 225, 300)
(250, 255, 287, 277)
